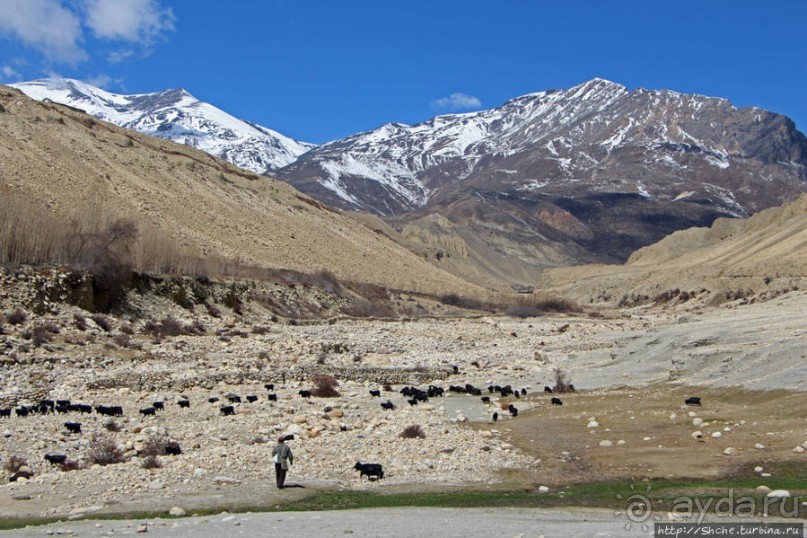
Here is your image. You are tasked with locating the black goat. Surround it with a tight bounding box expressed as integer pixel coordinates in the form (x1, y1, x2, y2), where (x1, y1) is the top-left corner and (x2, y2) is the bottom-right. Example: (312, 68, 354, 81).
(380, 400, 395, 410)
(354, 461, 384, 480)
(152, 401, 165, 411)
(508, 404, 518, 417)
(220, 405, 235, 416)
(492, 412, 498, 422)
(139, 407, 156, 417)
(551, 397, 563, 406)
(407, 398, 418, 406)
(267, 393, 277, 401)
(44, 454, 67, 465)
(64, 422, 82, 434)
(0, 408, 10, 418)
(227, 395, 242, 403)
(481, 396, 490, 403)
(264, 383, 274, 391)
(298, 390, 311, 399)
(208, 397, 220, 403)
(544, 386, 553, 393)
(164, 442, 182, 456)
(177, 399, 190, 408)
(246, 395, 258, 403)
(369, 389, 381, 397)
(685, 397, 702, 406)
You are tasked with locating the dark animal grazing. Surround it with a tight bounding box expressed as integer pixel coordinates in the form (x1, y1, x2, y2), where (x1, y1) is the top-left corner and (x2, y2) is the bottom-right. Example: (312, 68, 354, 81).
(55, 405, 70, 414)
(354, 461, 384, 480)
(521, 388, 527, 395)
(369, 389, 381, 397)
(508, 404, 518, 417)
(451, 365, 458, 374)
(267, 393, 277, 401)
(427, 385, 444, 398)
(95, 405, 123, 417)
(208, 397, 219, 403)
(56, 399, 70, 407)
(139, 407, 156, 417)
(177, 399, 190, 408)
(448, 385, 466, 394)
(685, 397, 702, 406)
(10, 470, 33, 482)
(551, 397, 563, 406)
(264, 383, 274, 391)
(39, 400, 55, 412)
(488, 385, 495, 394)
(380, 400, 395, 410)
(64, 422, 81, 434)
(544, 386, 553, 393)
(514, 391, 520, 399)
(15, 407, 29, 418)
(164, 442, 182, 456)
(481, 396, 490, 403)
(246, 395, 258, 403)
(298, 390, 311, 399)
(492, 412, 498, 422)
(220, 405, 235, 416)
(152, 401, 165, 411)
(227, 395, 242, 403)
(76, 404, 92, 414)
(407, 398, 418, 406)
(0, 408, 10, 418)
(44, 454, 67, 465)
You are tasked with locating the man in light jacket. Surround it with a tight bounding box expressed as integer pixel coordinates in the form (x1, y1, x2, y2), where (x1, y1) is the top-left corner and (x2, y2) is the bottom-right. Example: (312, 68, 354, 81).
(271, 436, 293, 488)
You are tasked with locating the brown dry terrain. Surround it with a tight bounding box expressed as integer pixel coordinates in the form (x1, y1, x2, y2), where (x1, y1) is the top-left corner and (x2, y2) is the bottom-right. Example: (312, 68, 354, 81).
(489, 385, 807, 486)
(0, 86, 479, 296)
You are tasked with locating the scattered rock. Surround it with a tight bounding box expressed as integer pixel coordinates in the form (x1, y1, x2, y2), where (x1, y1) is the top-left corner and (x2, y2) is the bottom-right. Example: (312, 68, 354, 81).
(766, 490, 790, 499)
(599, 440, 613, 447)
(169, 506, 186, 517)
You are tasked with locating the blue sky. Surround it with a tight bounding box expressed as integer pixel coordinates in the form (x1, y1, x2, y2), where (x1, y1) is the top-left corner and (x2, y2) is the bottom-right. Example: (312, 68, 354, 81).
(1, 1, 805, 144)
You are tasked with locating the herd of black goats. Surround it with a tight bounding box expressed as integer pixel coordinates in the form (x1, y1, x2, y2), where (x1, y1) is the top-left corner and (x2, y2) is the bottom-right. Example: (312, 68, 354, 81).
(1, 381, 702, 483)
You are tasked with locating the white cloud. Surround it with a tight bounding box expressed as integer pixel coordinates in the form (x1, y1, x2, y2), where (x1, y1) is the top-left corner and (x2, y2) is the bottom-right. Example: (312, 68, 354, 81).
(0, 0, 86, 63)
(84, 0, 175, 44)
(84, 73, 116, 88)
(1, 65, 22, 81)
(431, 92, 482, 112)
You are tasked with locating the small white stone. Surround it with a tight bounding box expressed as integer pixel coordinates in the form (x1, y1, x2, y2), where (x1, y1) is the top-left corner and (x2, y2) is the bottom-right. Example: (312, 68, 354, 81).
(754, 443, 765, 450)
(169, 507, 186, 517)
(793, 446, 805, 453)
(599, 440, 612, 447)
(754, 466, 764, 473)
(692, 418, 703, 426)
(537, 485, 550, 493)
(587, 420, 599, 428)
(643, 436, 652, 441)
(691, 431, 703, 439)
(723, 447, 737, 456)
(755, 485, 771, 494)
(688, 411, 697, 418)
(617, 440, 626, 446)
(711, 432, 722, 438)
(766, 490, 790, 499)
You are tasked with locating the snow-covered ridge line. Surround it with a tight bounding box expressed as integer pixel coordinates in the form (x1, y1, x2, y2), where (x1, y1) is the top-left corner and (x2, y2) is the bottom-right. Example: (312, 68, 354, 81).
(10, 78, 315, 173)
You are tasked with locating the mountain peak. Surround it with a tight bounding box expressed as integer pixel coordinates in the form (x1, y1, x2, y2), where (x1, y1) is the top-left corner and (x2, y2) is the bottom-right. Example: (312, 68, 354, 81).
(11, 78, 314, 172)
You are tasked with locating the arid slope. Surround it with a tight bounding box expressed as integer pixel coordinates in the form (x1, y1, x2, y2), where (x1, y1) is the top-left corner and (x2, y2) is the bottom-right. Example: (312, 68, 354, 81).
(0, 87, 478, 295)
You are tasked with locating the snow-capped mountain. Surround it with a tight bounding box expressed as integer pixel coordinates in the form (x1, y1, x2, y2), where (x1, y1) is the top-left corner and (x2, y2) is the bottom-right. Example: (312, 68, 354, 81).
(275, 78, 807, 276)
(10, 78, 314, 173)
(277, 78, 807, 217)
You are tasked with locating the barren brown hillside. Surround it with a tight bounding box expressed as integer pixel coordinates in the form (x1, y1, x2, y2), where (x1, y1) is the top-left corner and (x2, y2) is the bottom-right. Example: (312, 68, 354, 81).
(0, 87, 480, 295)
(535, 193, 807, 306)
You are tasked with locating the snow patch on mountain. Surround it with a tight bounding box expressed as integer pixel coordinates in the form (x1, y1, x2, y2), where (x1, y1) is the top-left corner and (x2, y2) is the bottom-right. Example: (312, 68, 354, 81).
(11, 78, 314, 173)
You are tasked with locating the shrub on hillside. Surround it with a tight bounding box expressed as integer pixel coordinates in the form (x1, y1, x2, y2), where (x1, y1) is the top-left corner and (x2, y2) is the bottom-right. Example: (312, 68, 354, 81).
(310, 374, 341, 398)
(400, 424, 426, 439)
(7, 309, 26, 325)
(86, 433, 124, 466)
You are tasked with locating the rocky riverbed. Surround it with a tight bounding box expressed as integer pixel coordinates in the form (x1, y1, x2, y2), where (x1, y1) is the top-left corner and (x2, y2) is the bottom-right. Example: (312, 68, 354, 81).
(0, 272, 805, 520)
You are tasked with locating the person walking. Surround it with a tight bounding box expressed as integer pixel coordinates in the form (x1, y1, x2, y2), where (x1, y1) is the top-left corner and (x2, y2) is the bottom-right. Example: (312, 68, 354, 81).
(271, 435, 293, 488)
